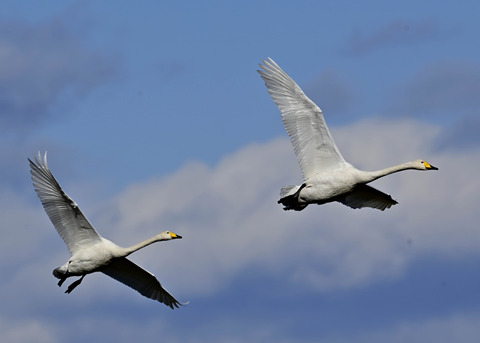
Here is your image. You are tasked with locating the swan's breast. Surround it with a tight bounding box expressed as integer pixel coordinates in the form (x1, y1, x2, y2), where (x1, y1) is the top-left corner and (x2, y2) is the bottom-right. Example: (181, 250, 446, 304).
(68, 241, 118, 274)
(302, 168, 362, 201)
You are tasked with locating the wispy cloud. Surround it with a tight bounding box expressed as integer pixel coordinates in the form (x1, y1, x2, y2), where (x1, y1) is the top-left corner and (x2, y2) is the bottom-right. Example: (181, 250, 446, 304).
(0, 19, 117, 134)
(331, 312, 480, 343)
(0, 317, 54, 343)
(394, 61, 480, 118)
(344, 19, 444, 56)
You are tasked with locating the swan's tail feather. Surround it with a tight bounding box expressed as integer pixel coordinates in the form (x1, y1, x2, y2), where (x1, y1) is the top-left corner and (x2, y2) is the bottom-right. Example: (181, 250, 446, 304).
(278, 184, 308, 211)
(280, 185, 301, 199)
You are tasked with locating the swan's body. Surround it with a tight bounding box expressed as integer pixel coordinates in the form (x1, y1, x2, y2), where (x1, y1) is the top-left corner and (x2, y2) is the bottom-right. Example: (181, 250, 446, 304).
(258, 58, 438, 211)
(29, 152, 184, 309)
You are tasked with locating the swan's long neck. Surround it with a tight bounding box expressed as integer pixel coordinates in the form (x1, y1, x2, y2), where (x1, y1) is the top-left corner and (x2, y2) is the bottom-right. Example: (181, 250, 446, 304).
(117, 235, 165, 257)
(361, 161, 417, 183)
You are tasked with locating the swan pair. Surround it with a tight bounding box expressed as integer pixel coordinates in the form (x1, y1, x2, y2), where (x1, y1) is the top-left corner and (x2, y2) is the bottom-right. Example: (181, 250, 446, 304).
(29, 58, 438, 308)
(258, 58, 438, 211)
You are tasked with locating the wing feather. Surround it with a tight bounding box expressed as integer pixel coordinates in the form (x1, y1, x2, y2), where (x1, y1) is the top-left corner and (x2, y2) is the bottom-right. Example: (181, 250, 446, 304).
(258, 58, 346, 179)
(29, 152, 102, 254)
(102, 257, 183, 309)
(336, 184, 398, 211)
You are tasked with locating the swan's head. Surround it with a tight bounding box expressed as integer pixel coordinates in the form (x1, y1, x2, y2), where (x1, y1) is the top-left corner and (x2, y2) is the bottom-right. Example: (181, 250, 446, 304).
(414, 159, 438, 171)
(158, 230, 182, 241)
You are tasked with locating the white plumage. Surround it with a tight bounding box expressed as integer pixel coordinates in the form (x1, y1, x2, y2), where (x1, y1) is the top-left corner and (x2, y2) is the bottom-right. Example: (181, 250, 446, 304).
(258, 58, 438, 211)
(29, 152, 184, 309)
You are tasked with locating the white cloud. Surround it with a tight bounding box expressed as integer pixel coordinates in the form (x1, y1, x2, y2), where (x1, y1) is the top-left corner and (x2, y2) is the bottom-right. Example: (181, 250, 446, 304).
(2, 117, 480, 342)
(84, 118, 479, 297)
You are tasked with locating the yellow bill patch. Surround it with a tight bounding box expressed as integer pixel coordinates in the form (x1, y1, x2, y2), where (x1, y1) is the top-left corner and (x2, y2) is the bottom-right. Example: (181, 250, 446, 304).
(423, 161, 433, 169)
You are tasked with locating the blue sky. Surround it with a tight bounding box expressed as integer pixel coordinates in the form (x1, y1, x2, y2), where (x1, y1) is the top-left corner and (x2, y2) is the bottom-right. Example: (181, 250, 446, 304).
(1, 1, 480, 342)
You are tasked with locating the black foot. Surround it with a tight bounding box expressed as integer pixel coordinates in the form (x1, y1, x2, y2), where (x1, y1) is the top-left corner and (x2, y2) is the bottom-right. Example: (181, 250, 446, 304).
(65, 275, 85, 294)
(57, 278, 66, 287)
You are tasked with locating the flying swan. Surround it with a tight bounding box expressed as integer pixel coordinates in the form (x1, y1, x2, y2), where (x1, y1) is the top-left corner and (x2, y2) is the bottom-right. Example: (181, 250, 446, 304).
(29, 152, 184, 309)
(258, 58, 438, 211)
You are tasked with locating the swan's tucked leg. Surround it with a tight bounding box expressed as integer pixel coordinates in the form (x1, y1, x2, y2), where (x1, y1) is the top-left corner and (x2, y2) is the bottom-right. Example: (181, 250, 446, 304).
(65, 275, 85, 294)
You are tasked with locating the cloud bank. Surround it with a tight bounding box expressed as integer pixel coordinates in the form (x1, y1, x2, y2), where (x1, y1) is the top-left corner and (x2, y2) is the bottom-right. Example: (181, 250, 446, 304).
(3, 117, 479, 342)
(81, 118, 478, 297)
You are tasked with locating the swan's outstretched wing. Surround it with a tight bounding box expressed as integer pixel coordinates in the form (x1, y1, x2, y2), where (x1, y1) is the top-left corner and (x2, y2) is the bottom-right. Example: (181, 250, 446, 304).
(336, 185, 398, 211)
(102, 257, 183, 309)
(29, 152, 102, 254)
(258, 58, 346, 179)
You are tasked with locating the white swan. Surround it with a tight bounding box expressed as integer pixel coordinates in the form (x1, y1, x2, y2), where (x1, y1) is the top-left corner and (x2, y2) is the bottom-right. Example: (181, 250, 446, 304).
(258, 58, 438, 211)
(29, 152, 184, 309)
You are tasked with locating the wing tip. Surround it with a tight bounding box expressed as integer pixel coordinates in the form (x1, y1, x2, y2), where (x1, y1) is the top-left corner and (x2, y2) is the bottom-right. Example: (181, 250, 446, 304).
(168, 300, 190, 310)
(29, 150, 48, 169)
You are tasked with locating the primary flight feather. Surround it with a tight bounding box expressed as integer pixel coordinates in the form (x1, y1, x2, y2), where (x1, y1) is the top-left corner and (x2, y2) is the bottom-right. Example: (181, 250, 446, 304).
(29, 152, 184, 309)
(258, 58, 438, 211)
